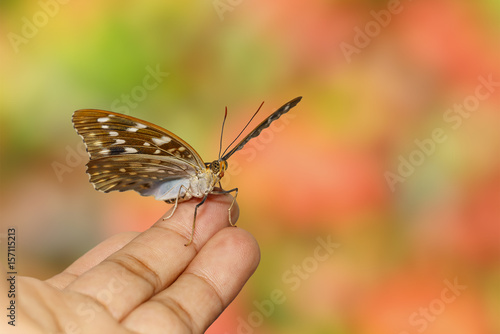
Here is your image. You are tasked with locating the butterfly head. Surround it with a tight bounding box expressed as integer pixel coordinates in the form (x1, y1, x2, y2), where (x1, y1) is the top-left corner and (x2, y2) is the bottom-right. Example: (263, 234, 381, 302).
(208, 159, 228, 178)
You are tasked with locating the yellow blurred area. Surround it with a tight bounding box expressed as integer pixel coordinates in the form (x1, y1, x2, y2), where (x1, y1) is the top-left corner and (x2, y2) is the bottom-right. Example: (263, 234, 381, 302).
(1, 0, 499, 333)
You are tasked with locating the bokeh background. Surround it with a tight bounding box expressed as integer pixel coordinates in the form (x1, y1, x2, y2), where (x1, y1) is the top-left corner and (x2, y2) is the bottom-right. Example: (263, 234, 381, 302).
(1, 0, 499, 333)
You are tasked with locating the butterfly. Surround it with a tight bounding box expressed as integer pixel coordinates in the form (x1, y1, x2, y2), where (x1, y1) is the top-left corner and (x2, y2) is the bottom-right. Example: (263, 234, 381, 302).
(73, 96, 302, 245)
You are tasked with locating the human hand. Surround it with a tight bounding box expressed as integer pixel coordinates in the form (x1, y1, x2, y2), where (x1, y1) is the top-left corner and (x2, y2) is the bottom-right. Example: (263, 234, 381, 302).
(1, 195, 260, 334)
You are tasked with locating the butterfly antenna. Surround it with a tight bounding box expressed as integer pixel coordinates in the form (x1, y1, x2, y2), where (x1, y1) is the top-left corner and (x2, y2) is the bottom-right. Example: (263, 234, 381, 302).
(218, 107, 228, 160)
(221, 101, 264, 158)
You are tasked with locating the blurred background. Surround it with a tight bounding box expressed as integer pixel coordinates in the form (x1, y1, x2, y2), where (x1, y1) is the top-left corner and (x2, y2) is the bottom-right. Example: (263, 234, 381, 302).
(1, 0, 499, 333)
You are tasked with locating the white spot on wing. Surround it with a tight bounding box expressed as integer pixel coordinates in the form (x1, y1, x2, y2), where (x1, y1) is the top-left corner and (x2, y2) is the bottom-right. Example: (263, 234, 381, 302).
(102, 125, 109, 129)
(152, 136, 172, 146)
(154, 149, 161, 154)
(100, 149, 110, 154)
(143, 142, 150, 146)
(136, 123, 147, 129)
(109, 131, 118, 137)
(125, 147, 138, 153)
(126, 127, 139, 132)
(283, 105, 290, 111)
(114, 139, 126, 145)
(119, 168, 126, 172)
(97, 117, 110, 122)
(178, 147, 186, 152)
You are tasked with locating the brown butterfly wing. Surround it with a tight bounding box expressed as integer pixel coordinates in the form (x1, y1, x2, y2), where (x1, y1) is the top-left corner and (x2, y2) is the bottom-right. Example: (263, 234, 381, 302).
(72, 109, 205, 200)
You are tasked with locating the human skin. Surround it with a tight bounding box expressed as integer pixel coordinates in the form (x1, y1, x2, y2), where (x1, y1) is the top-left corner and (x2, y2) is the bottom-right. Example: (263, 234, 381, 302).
(1, 194, 260, 334)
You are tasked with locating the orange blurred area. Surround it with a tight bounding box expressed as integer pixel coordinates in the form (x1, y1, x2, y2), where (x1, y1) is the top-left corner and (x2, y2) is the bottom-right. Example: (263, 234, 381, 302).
(1, 0, 499, 333)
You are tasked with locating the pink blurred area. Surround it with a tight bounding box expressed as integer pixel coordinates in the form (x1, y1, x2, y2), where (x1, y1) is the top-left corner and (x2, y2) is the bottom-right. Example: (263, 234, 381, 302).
(1, 0, 498, 333)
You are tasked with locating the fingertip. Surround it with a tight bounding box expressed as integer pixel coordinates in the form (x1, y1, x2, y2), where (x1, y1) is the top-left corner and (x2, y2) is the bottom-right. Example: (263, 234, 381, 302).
(220, 227, 260, 273)
(188, 227, 261, 301)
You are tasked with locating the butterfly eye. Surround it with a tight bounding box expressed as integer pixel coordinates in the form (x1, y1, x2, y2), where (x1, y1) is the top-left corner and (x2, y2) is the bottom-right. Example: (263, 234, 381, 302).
(210, 161, 220, 173)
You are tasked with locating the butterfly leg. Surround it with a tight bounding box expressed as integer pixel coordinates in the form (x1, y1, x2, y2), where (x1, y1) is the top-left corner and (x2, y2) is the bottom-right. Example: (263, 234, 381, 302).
(227, 188, 238, 226)
(211, 187, 239, 226)
(163, 198, 179, 221)
(163, 185, 189, 221)
(185, 193, 209, 246)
